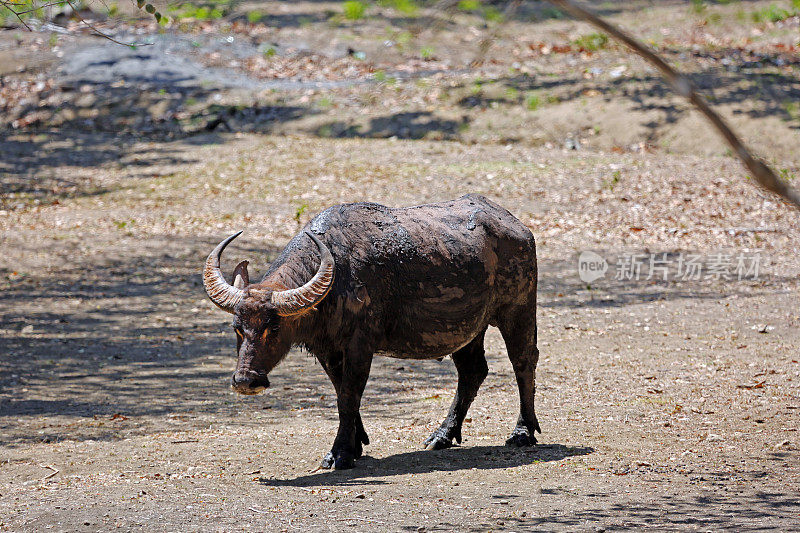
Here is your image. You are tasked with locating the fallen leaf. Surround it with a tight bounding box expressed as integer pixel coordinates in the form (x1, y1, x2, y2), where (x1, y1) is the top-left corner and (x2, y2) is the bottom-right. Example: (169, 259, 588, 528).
(737, 380, 766, 390)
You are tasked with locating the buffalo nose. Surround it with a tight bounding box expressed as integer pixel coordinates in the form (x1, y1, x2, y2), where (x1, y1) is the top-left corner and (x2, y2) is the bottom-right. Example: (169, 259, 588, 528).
(231, 371, 269, 394)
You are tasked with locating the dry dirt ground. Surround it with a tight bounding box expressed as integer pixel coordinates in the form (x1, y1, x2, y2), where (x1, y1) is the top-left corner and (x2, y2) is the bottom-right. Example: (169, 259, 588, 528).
(2, 1, 800, 531)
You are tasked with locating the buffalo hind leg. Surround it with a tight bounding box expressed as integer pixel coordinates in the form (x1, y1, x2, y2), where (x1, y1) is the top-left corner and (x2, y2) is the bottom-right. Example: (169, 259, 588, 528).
(424, 328, 488, 450)
(499, 308, 541, 447)
(318, 353, 370, 464)
(320, 346, 373, 470)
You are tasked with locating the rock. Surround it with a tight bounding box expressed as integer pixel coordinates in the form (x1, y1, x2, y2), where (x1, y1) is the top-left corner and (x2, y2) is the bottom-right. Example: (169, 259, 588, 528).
(610, 65, 627, 78)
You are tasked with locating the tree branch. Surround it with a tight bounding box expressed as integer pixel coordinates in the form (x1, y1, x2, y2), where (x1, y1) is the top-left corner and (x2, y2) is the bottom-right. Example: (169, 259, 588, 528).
(2, 0, 153, 47)
(545, 0, 800, 209)
(472, 0, 523, 66)
(63, 0, 147, 46)
(1, 0, 33, 30)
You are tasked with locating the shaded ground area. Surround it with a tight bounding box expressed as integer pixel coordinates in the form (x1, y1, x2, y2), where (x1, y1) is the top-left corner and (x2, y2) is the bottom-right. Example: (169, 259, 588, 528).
(2, 0, 800, 530)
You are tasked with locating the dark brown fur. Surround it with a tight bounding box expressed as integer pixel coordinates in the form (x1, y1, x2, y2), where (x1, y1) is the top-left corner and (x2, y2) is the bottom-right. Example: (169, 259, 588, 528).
(227, 194, 539, 469)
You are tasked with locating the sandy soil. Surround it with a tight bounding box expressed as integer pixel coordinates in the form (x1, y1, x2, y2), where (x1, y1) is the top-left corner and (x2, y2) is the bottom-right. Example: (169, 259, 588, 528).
(1, 1, 800, 531)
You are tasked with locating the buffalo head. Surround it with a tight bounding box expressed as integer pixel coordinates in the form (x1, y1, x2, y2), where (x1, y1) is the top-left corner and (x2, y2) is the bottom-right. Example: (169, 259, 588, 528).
(202, 231, 334, 395)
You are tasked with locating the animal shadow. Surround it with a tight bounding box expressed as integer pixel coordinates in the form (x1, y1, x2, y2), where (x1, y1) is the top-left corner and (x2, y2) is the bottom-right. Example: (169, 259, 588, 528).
(259, 443, 593, 487)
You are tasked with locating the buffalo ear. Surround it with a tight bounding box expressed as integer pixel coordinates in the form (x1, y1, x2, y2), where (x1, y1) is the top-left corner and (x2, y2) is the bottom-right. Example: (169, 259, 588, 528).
(232, 260, 250, 289)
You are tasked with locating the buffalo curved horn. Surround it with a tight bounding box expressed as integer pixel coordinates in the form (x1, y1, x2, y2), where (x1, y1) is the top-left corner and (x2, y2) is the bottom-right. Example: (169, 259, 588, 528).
(203, 231, 245, 313)
(232, 260, 249, 289)
(271, 232, 334, 316)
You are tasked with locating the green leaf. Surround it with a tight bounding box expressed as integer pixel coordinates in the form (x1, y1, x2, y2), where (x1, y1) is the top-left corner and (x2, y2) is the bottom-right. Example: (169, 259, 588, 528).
(145, 3, 155, 14)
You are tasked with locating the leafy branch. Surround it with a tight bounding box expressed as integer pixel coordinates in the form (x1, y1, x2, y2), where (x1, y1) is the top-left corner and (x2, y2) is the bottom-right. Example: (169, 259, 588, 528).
(0, 0, 163, 46)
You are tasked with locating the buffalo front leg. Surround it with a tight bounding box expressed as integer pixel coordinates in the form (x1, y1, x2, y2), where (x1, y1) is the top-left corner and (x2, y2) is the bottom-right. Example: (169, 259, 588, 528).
(318, 353, 370, 461)
(499, 310, 541, 447)
(424, 328, 488, 450)
(320, 346, 373, 470)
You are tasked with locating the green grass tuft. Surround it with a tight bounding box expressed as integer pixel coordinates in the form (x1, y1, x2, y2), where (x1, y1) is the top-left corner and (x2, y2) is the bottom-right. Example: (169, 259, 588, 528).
(457, 0, 480, 11)
(342, 0, 367, 20)
(752, 3, 795, 22)
(379, 0, 418, 16)
(572, 32, 608, 51)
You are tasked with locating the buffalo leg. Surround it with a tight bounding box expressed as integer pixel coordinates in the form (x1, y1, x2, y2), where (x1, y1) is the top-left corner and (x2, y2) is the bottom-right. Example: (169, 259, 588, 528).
(424, 328, 488, 450)
(318, 353, 370, 461)
(320, 347, 373, 470)
(499, 308, 541, 447)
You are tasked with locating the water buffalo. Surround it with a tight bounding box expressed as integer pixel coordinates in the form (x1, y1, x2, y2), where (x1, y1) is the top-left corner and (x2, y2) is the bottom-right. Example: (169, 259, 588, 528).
(202, 194, 540, 469)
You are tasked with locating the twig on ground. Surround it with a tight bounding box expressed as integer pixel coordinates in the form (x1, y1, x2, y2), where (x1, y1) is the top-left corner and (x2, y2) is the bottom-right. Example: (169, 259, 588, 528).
(40, 464, 59, 481)
(336, 516, 388, 525)
(714, 227, 780, 235)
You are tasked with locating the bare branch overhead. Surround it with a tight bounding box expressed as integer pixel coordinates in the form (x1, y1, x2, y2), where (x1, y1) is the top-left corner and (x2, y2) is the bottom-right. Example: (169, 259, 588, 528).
(545, 0, 800, 210)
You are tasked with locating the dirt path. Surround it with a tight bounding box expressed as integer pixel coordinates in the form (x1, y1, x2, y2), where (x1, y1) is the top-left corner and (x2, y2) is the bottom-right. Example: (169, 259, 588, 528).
(1, 132, 799, 531)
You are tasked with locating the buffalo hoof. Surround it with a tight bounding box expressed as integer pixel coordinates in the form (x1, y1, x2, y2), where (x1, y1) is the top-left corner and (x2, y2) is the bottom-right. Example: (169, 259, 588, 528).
(334, 453, 355, 470)
(424, 436, 452, 450)
(320, 451, 356, 470)
(505, 428, 537, 447)
(424, 429, 456, 450)
(320, 452, 335, 469)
